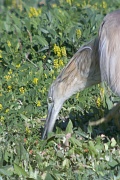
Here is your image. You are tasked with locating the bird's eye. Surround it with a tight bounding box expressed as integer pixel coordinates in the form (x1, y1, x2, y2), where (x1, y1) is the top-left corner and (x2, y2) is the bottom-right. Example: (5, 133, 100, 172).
(48, 97, 53, 103)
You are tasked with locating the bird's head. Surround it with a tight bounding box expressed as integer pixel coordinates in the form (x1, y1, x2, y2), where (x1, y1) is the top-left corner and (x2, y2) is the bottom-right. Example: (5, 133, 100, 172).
(41, 80, 65, 139)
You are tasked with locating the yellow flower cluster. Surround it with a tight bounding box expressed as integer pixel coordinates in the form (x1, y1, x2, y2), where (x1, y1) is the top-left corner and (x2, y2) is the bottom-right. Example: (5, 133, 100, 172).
(96, 97, 101, 107)
(44, 73, 47, 78)
(0, 104, 3, 110)
(8, 85, 12, 92)
(12, 0, 23, 11)
(92, 3, 98, 10)
(54, 44, 67, 57)
(33, 78, 38, 85)
(4, 69, 12, 81)
(100, 87, 104, 97)
(19, 87, 25, 94)
(0, 50, 2, 58)
(16, 64, 21, 68)
(76, 29, 82, 39)
(54, 44, 61, 57)
(0, 116, 4, 123)
(96, 84, 105, 107)
(8, 69, 12, 75)
(36, 100, 41, 107)
(52, 4, 57, 8)
(80, 1, 107, 10)
(7, 40, 11, 47)
(42, 55, 46, 60)
(54, 59, 64, 69)
(76, 3, 80, 7)
(5, 109, 9, 113)
(66, 0, 72, 5)
(102, 1, 107, 9)
(82, 1, 87, 8)
(59, 59, 64, 66)
(61, 47, 67, 57)
(28, 7, 41, 18)
(4, 75, 11, 81)
(26, 126, 31, 134)
(49, 70, 54, 77)
(40, 87, 46, 94)
(54, 59, 59, 69)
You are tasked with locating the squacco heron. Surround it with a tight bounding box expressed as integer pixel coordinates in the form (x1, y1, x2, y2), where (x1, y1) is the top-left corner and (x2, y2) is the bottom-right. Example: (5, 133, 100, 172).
(42, 9, 120, 139)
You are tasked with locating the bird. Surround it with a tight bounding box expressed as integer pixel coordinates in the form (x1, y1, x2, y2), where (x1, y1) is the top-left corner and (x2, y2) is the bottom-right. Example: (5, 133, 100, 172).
(42, 9, 120, 139)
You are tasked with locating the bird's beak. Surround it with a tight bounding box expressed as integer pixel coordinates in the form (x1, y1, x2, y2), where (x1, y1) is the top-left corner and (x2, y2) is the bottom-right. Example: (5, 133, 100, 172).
(42, 102, 62, 139)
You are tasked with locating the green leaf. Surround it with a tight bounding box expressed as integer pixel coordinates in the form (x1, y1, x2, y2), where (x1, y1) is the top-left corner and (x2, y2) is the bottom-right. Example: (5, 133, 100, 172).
(111, 138, 117, 147)
(14, 164, 28, 177)
(70, 137, 82, 147)
(66, 120, 73, 133)
(109, 159, 118, 167)
(20, 114, 30, 122)
(105, 95, 113, 110)
(33, 35, 48, 46)
(40, 28, 49, 34)
(0, 166, 13, 176)
(56, 151, 64, 159)
(45, 173, 54, 180)
(104, 143, 109, 151)
(89, 141, 98, 155)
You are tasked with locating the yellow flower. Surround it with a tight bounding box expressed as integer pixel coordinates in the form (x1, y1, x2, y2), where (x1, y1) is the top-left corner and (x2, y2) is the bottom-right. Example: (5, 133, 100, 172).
(0, 116, 4, 123)
(52, 4, 57, 8)
(92, 3, 98, 10)
(61, 47, 67, 57)
(0, 104, 3, 110)
(12, 0, 22, 10)
(26, 126, 31, 134)
(96, 97, 101, 107)
(42, 55, 46, 60)
(7, 40, 11, 47)
(98, 84, 100, 88)
(18, 4, 23, 11)
(19, 87, 25, 94)
(66, 0, 72, 5)
(0, 50, 2, 58)
(76, 3, 80, 7)
(59, 59, 64, 66)
(54, 44, 61, 57)
(8, 85, 12, 91)
(4, 75, 11, 81)
(36, 100, 41, 107)
(44, 74, 47, 78)
(5, 109, 9, 113)
(8, 69, 12, 75)
(33, 78, 38, 85)
(16, 64, 21, 68)
(54, 59, 59, 69)
(102, 1, 107, 9)
(49, 70, 54, 76)
(76, 29, 82, 39)
(100, 87, 104, 96)
(28, 7, 41, 18)
(41, 87, 46, 94)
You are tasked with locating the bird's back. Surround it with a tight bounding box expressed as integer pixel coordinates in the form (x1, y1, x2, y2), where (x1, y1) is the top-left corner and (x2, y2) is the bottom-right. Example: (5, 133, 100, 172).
(99, 9, 120, 96)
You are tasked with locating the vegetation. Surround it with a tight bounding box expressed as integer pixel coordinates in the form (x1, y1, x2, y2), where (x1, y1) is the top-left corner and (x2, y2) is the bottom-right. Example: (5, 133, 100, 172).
(0, 0, 120, 179)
